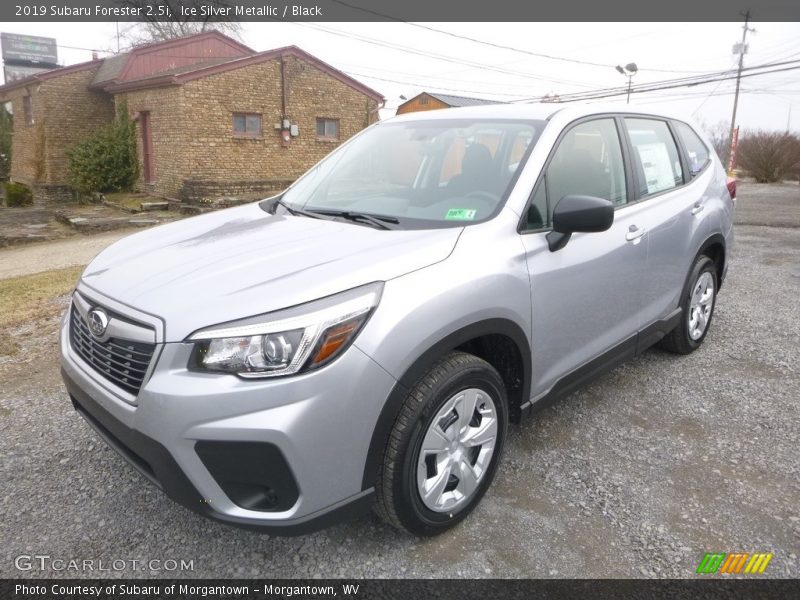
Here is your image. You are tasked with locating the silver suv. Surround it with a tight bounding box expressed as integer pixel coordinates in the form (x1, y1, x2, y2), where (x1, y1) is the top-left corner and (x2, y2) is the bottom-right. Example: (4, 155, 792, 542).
(61, 104, 734, 536)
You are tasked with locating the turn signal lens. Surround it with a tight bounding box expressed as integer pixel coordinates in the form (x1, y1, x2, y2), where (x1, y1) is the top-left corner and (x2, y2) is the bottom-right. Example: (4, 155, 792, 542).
(309, 315, 366, 367)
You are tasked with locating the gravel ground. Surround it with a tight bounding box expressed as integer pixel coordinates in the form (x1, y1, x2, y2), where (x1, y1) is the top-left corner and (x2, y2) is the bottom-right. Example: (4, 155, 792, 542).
(734, 181, 800, 228)
(0, 185, 798, 579)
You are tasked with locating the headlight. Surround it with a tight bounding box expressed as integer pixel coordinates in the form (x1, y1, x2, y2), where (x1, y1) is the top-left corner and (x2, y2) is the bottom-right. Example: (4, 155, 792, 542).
(187, 282, 383, 378)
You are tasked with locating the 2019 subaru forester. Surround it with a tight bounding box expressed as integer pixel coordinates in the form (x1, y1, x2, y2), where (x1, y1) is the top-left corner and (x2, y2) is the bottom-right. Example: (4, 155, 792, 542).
(61, 103, 734, 535)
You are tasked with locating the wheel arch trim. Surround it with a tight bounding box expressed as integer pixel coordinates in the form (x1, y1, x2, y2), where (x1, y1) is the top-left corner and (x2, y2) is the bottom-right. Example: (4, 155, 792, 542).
(694, 233, 727, 290)
(361, 317, 531, 490)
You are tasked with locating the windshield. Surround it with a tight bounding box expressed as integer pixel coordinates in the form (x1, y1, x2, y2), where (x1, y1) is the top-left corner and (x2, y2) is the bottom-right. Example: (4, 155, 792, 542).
(276, 118, 544, 229)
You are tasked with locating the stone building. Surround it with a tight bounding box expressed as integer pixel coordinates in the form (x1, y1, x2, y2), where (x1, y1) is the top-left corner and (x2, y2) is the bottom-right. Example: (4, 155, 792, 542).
(0, 32, 384, 203)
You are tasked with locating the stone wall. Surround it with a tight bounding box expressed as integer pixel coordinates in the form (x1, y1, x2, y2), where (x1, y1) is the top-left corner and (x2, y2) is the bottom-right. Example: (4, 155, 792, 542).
(179, 178, 293, 203)
(5, 63, 114, 203)
(115, 86, 186, 199)
(39, 66, 115, 185)
(4, 53, 380, 205)
(6, 86, 45, 186)
(32, 184, 74, 204)
(137, 54, 379, 200)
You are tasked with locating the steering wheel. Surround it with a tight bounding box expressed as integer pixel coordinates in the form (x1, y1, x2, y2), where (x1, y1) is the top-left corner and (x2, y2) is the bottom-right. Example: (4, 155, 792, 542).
(462, 190, 501, 214)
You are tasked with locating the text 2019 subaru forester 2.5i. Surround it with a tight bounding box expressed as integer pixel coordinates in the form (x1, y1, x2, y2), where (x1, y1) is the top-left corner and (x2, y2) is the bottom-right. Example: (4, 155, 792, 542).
(61, 103, 734, 536)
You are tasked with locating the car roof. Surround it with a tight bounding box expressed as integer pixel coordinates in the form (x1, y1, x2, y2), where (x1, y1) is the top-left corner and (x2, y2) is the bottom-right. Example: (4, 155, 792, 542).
(386, 102, 695, 125)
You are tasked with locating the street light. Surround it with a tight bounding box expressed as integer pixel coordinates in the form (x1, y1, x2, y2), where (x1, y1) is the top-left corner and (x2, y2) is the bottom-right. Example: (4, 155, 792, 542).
(616, 62, 638, 104)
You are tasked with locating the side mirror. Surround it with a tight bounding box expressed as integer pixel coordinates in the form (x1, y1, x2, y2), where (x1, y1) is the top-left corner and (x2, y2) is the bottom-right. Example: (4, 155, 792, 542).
(547, 194, 614, 251)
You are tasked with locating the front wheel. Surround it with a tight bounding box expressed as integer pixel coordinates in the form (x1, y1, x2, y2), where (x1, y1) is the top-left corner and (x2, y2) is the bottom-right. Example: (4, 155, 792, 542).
(660, 255, 718, 354)
(374, 352, 508, 536)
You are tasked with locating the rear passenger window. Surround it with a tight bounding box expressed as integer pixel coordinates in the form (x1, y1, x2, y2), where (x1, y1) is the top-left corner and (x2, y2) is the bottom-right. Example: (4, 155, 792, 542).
(624, 118, 684, 196)
(546, 118, 627, 215)
(674, 121, 711, 176)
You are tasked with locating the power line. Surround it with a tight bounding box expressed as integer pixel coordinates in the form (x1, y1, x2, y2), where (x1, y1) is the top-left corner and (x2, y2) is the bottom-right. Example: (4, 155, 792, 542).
(329, 0, 714, 75)
(342, 70, 537, 99)
(515, 58, 800, 103)
(537, 64, 800, 104)
(692, 59, 739, 117)
(290, 21, 597, 88)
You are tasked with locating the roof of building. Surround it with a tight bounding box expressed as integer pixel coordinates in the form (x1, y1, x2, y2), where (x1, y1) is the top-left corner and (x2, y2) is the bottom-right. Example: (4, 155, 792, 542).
(0, 59, 101, 96)
(90, 31, 254, 89)
(90, 53, 130, 87)
(396, 92, 504, 113)
(425, 92, 505, 107)
(103, 45, 384, 102)
(0, 32, 384, 103)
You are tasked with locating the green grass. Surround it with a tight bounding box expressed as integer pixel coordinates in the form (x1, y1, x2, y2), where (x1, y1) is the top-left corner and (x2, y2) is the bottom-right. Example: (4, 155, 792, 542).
(0, 266, 82, 355)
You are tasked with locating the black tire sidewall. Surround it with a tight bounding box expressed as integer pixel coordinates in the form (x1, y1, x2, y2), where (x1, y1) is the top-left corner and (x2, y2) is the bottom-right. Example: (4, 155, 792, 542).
(680, 256, 718, 350)
(395, 362, 508, 535)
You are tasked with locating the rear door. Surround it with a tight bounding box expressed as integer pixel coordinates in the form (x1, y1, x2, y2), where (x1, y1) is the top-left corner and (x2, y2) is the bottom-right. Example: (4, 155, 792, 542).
(519, 117, 650, 399)
(620, 117, 707, 331)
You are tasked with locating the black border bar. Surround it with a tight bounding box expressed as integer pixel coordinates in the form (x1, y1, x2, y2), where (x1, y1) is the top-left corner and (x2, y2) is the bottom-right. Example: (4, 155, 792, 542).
(3, 579, 800, 599)
(3, 0, 800, 23)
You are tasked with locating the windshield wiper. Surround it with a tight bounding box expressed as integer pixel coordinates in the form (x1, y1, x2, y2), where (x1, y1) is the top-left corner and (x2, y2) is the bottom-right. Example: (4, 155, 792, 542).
(273, 198, 323, 219)
(306, 209, 400, 230)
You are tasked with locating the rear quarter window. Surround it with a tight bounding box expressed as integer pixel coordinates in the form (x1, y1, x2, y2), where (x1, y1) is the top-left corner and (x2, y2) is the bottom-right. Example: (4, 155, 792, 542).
(674, 121, 712, 176)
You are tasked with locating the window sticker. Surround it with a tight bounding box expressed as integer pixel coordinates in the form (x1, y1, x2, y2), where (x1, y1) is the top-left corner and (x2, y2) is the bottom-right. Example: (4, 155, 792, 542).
(636, 143, 676, 194)
(445, 208, 477, 220)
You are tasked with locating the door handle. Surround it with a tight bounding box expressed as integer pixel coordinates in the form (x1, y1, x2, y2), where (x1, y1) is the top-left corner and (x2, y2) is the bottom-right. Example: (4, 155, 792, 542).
(691, 203, 705, 215)
(625, 225, 646, 243)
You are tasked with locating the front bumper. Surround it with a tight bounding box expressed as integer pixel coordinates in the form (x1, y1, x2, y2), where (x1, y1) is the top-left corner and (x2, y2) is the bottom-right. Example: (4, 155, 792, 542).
(60, 296, 397, 534)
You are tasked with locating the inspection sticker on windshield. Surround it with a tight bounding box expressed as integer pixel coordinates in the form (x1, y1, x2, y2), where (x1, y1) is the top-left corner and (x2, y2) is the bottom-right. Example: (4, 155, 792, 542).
(445, 208, 477, 220)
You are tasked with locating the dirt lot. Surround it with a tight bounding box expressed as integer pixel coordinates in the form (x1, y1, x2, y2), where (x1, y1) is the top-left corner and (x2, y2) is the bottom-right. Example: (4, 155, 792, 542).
(0, 183, 798, 579)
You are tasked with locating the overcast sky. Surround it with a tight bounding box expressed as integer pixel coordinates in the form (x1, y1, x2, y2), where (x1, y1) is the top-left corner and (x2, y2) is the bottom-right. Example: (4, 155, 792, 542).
(3, 21, 799, 133)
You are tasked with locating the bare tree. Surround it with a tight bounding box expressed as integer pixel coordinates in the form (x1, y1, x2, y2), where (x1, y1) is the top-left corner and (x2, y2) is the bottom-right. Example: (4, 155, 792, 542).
(700, 119, 731, 161)
(115, 1, 242, 48)
(737, 130, 800, 183)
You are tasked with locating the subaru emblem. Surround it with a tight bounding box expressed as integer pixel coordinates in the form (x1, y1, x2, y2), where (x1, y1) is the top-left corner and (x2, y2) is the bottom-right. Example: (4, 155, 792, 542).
(87, 308, 109, 338)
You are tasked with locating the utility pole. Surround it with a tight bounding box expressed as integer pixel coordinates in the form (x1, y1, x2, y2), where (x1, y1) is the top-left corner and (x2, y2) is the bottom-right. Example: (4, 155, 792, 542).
(615, 63, 638, 104)
(728, 10, 755, 169)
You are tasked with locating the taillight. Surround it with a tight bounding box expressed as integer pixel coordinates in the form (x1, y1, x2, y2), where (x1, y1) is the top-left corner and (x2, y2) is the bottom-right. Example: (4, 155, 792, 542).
(726, 177, 737, 203)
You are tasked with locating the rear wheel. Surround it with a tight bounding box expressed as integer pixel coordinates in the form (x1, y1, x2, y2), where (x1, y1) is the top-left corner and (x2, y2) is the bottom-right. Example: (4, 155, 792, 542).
(374, 352, 508, 536)
(660, 255, 718, 354)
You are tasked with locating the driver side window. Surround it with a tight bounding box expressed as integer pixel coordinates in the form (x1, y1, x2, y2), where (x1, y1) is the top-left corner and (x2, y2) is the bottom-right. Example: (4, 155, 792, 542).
(545, 118, 627, 222)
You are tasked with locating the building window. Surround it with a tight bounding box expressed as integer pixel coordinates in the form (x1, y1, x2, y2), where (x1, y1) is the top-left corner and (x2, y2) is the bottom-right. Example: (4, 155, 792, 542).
(23, 95, 33, 126)
(419, 96, 429, 105)
(233, 113, 262, 137)
(316, 118, 339, 141)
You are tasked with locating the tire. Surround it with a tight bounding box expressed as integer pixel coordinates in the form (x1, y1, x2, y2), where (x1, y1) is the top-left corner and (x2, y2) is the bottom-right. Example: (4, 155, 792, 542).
(660, 255, 718, 355)
(374, 351, 508, 536)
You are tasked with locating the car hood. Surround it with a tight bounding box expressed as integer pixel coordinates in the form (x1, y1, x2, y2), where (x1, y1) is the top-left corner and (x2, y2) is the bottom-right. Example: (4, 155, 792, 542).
(80, 203, 462, 342)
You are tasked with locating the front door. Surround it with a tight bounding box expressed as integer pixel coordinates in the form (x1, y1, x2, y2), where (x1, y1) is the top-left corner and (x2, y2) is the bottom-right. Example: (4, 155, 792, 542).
(519, 117, 649, 400)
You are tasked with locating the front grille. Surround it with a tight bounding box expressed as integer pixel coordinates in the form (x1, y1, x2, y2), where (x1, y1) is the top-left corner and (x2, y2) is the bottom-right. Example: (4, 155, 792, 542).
(69, 305, 155, 396)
